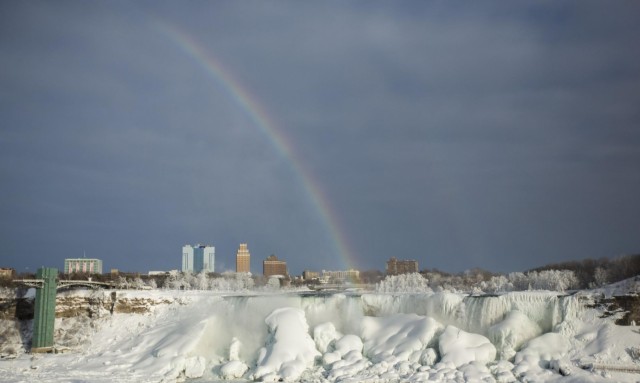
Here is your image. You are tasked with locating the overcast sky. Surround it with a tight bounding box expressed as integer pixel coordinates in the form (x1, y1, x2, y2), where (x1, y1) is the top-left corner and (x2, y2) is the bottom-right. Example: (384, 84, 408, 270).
(1, 1, 639, 275)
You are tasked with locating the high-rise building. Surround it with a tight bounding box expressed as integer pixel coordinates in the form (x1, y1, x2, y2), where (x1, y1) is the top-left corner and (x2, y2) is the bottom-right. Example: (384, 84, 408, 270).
(386, 257, 419, 275)
(263, 254, 287, 277)
(64, 258, 103, 274)
(182, 244, 215, 273)
(236, 243, 250, 273)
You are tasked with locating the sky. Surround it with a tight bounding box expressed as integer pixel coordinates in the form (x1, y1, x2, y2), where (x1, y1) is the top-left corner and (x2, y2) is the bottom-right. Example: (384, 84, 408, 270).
(1, 1, 639, 276)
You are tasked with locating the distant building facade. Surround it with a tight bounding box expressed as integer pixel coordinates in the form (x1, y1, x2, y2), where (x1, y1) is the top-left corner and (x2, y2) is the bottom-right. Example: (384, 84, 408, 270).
(386, 257, 419, 275)
(321, 269, 360, 283)
(0, 268, 16, 279)
(236, 243, 251, 273)
(263, 254, 287, 277)
(64, 258, 103, 274)
(303, 270, 319, 280)
(182, 244, 215, 273)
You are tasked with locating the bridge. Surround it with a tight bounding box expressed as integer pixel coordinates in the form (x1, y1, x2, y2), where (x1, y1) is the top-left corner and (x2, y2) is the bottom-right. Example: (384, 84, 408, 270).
(309, 283, 373, 291)
(15, 279, 115, 290)
(14, 268, 115, 353)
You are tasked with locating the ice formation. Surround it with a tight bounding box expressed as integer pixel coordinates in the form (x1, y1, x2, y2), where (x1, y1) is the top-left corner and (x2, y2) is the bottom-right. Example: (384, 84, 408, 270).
(1, 288, 639, 382)
(251, 307, 320, 381)
(439, 325, 496, 367)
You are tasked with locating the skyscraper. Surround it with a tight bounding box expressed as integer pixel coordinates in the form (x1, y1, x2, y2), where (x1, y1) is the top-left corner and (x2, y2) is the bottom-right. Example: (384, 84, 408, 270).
(236, 243, 250, 273)
(182, 244, 215, 273)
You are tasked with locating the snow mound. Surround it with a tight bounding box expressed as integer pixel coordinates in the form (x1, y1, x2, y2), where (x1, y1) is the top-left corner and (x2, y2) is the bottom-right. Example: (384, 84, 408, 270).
(488, 310, 543, 360)
(515, 332, 571, 365)
(439, 325, 496, 367)
(334, 334, 363, 357)
(361, 314, 443, 364)
(251, 307, 320, 381)
(313, 322, 342, 354)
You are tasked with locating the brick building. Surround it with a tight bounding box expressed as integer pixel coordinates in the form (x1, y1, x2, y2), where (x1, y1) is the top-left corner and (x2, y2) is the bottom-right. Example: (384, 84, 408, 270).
(386, 257, 419, 275)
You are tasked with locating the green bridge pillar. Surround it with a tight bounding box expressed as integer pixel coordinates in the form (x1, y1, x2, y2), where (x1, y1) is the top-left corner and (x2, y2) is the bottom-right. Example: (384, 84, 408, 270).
(32, 267, 58, 352)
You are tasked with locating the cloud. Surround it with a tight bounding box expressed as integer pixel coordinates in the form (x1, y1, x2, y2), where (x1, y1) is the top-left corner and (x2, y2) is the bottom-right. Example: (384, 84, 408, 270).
(1, 1, 639, 274)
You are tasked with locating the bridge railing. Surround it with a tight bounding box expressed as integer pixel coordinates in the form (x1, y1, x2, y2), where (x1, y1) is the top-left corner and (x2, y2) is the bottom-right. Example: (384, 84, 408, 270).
(13, 279, 116, 290)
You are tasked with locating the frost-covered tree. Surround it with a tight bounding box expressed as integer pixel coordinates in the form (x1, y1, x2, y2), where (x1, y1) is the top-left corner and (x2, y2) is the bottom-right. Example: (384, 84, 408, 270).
(116, 276, 129, 289)
(165, 272, 191, 290)
(196, 271, 209, 290)
(130, 277, 146, 290)
(480, 275, 513, 293)
(591, 267, 608, 288)
(376, 273, 432, 293)
(527, 270, 579, 292)
(507, 272, 529, 291)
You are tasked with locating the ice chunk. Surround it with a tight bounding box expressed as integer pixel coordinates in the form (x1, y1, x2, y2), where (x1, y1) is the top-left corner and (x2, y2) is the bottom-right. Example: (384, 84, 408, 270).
(220, 360, 248, 379)
(184, 356, 205, 378)
(228, 337, 241, 361)
(550, 358, 572, 376)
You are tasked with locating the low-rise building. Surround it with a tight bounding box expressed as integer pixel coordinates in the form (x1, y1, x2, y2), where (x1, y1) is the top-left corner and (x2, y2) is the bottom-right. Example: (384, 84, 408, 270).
(64, 258, 103, 274)
(303, 270, 319, 280)
(321, 269, 360, 283)
(0, 267, 15, 279)
(263, 254, 287, 277)
(386, 257, 419, 275)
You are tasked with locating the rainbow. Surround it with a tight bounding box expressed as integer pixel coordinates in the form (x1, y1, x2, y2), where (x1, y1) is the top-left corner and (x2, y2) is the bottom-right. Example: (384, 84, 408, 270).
(156, 22, 358, 271)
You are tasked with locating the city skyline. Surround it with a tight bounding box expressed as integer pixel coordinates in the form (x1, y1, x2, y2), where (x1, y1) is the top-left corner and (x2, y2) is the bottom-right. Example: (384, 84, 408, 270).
(2, 2, 640, 275)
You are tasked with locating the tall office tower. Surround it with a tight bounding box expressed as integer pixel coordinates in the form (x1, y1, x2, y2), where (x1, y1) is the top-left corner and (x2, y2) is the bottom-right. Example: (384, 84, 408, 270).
(236, 243, 250, 273)
(182, 244, 215, 273)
